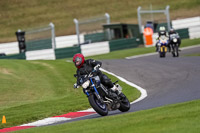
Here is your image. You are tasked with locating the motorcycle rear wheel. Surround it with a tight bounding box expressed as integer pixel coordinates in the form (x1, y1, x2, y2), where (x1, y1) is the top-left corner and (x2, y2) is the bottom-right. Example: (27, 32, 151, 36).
(88, 94, 108, 116)
(118, 93, 130, 112)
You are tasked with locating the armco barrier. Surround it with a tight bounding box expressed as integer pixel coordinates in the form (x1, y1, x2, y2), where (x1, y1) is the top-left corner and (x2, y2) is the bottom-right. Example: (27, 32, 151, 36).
(55, 46, 81, 59)
(26, 38, 52, 51)
(84, 32, 107, 43)
(55, 34, 84, 49)
(176, 28, 189, 39)
(0, 42, 19, 55)
(109, 38, 139, 52)
(189, 26, 200, 39)
(81, 41, 109, 57)
(172, 17, 200, 30)
(0, 53, 25, 59)
(26, 49, 55, 60)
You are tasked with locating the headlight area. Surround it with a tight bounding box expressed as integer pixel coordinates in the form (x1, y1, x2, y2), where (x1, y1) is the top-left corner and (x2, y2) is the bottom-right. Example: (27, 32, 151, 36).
(82, 80, 90, 88)
(173, 38, 177, 42)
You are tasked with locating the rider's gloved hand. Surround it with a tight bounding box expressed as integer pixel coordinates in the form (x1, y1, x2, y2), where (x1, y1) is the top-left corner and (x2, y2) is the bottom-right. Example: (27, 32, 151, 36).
(74, 83, 79, 89)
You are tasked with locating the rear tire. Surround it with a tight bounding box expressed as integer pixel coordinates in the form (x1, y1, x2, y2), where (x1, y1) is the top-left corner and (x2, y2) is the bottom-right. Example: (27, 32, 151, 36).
(88, 94, 108, 116)
(118, 93, 130, 112)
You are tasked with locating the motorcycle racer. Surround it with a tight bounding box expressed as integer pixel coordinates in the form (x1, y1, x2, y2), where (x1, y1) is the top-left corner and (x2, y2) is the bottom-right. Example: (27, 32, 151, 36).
(73, 53, 120, 94)
(169, 28, 181, 48)
(155, 26, 169, 52)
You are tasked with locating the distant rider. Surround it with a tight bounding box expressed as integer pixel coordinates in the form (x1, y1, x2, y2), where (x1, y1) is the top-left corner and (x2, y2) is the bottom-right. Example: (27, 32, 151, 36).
(73, 53, 120, 94)
(155, 26, 169, 52)
(169, 28, 181, 48)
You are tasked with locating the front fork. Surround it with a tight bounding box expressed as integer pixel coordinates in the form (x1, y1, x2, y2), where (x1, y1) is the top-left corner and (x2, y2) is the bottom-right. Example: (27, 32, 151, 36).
(84, 78, 102, 102)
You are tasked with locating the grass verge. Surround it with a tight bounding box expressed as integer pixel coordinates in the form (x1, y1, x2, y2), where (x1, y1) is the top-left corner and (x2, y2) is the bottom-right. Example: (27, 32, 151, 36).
(15, 99, 200, 133)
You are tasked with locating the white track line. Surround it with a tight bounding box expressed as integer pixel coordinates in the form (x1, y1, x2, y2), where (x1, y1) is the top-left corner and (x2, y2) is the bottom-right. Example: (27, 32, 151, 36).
(78, 108, 95, 112)
(100, 68, 147, 104)
(21, 117, 71, 127)
(126, 52, 157, 59)
(180, 44, 200, 50)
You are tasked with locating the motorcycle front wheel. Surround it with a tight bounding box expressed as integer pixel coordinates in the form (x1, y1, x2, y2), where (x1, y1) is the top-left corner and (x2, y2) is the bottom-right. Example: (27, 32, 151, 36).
(88, 94, 108, 116)
(175, 45, 179, 57)
(160, 52, 166, 58)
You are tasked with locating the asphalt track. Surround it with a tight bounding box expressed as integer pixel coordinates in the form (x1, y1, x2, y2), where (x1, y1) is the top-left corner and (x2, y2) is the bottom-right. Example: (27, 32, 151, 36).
(54, 46, 200, 125)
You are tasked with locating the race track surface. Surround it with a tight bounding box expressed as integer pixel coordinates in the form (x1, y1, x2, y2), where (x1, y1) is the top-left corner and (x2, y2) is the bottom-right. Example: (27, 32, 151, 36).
(102, 46, 200, 112)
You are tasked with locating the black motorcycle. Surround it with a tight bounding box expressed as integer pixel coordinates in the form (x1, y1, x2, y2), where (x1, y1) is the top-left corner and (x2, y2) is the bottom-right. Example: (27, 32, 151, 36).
(74, 72, 130, 116)
(169, 34, 180, 57)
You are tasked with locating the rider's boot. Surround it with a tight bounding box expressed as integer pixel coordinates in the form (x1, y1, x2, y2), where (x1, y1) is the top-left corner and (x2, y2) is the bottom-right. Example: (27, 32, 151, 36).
(111, 85, 122, 95)
(110, 85, 126, 99)
(156, 46, 158, 52)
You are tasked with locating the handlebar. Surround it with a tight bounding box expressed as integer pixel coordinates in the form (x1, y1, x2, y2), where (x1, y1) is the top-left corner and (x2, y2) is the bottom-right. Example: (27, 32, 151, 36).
(113, 80, 119, 85)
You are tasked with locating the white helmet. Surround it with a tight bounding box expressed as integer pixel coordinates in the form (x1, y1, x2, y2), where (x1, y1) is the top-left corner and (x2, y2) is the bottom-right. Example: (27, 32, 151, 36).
(159, 26, 166, 31)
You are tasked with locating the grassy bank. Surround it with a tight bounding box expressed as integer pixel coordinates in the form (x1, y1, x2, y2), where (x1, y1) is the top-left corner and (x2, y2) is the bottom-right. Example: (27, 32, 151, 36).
(0, 0, 200, 42)
(0, 60, 140, 129)
(16, 99, 200, 133)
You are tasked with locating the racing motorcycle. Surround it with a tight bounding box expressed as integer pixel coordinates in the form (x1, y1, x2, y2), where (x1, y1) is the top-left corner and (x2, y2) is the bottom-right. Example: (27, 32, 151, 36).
(157, 36, 168, 58)
(74, 71, 130, 116)
(169, 34, 180, 57)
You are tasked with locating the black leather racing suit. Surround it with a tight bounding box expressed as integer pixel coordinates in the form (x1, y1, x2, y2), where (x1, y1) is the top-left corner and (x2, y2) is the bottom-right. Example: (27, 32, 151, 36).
(75, 59, 114, 88)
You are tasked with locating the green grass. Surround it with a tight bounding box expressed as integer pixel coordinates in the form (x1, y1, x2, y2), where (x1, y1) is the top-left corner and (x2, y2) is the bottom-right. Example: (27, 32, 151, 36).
(15, 99, 200, 133)
(180, 38, 200, 48)
(0, 0, 200, 42)
(186, 53, 200, 56)
(0, 60, 140, 129)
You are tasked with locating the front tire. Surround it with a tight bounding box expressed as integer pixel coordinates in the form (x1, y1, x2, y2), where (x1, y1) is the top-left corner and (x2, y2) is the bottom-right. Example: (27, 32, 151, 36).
(160, 52, 165, 58)
(88, 94, 108, 116)
(118, 93, 130, 112)
(175, 45, 179, 57)
(159, 47, 166, 58)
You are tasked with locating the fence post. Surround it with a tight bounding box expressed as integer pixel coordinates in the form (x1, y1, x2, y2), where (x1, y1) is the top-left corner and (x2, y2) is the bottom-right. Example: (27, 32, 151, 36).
(49, 22, 56, 49)
(74, 19, 80, 45)
(105, 13, 111, 40)
(137, 7, 142, 34)
(165, 5, 171, 31)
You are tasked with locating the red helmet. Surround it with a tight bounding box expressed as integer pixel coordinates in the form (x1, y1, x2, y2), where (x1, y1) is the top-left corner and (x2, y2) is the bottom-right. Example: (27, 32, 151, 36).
(73, 53, 85, 68)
